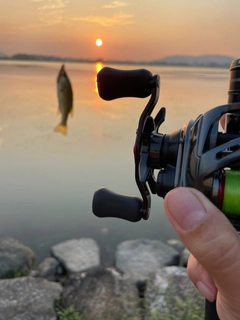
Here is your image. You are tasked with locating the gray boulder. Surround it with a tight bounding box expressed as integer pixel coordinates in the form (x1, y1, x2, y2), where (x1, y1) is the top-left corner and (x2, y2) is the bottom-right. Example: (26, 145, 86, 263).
(0, 237, 36, 279)
(144, 266, 204, 319)
(115, 239, 179, 281)
(51, 238, 100, 274)
(62, 266, 141, 320)
(37, 257, 64, 282)
(0, 276, 62, 320)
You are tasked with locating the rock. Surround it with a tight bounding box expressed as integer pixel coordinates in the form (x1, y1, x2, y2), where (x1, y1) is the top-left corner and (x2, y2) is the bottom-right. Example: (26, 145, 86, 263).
(0, 276, 62, 320)
(61, 266, 141, 320)
(166, 239, 185, 253)
(51, 238, 100, 274)
(0, 237, 36, 279)
(115, 239, 179, 281)
(29, 269, 40, 277)
(179, 247, 190, 267)
(37, 257, 64, 282)
(145, 266, 204, 319)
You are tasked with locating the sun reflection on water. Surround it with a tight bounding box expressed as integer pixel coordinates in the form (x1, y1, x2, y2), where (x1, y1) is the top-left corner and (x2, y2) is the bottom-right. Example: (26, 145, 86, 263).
(95, 61, 103, 93)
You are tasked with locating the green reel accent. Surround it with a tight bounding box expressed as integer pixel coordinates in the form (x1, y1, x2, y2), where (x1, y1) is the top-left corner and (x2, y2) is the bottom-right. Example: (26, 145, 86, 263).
(222, 170, 240, 217)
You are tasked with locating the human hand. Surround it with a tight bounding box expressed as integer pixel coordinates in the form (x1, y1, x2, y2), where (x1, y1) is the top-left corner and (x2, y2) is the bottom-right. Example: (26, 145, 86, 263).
(164, 187, 240, 320)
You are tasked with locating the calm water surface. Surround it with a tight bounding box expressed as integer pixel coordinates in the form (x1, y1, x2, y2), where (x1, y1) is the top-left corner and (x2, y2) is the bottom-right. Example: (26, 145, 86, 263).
(0, 60, 230, 264)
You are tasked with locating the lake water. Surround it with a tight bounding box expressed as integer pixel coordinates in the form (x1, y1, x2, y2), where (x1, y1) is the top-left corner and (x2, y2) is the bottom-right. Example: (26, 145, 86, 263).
(0, 60, 231, 265)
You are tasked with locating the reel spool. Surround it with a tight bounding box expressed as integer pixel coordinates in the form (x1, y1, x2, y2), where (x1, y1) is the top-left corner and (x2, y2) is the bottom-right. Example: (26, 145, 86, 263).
(92, 59, 240, 232)
(219, 170, 240, 218)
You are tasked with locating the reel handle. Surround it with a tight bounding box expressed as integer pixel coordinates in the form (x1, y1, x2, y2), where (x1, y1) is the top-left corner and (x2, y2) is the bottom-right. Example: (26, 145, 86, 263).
(97, 67, 154, 100)
(92, 188, 143, 222)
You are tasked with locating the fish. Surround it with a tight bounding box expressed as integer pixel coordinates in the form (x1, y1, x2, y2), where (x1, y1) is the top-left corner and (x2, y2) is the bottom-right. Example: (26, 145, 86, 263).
(55, 64, 73, 135)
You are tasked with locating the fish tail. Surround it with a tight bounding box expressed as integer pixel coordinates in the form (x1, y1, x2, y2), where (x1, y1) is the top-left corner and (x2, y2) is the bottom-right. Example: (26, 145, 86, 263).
(54, 124, 67, 135)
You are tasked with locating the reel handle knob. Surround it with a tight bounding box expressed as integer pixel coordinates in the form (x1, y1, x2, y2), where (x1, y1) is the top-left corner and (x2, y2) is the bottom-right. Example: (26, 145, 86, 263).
(97, 67, 153, 100)
(92, 188, 143, 222)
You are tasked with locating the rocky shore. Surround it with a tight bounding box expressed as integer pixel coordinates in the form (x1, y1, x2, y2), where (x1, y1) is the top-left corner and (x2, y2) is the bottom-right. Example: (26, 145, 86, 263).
(0, 236, 204, 320)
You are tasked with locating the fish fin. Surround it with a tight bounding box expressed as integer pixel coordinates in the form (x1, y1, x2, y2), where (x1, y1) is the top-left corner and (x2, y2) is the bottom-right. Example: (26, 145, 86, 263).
(70, 108, 74, 117)
(54, 124, 67, 135)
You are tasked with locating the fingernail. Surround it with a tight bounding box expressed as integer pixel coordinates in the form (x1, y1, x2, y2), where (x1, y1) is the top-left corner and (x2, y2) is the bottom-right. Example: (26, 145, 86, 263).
(166, 188, 207, 231)
(196, 281, 216, 302)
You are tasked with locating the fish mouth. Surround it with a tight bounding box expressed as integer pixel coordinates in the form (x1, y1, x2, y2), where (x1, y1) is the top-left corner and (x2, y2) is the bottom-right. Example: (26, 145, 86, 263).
(57, 64, 66, 82)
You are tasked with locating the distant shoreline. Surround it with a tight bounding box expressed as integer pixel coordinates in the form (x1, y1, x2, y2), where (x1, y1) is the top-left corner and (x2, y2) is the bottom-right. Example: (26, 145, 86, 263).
(0, 53, 233, 69)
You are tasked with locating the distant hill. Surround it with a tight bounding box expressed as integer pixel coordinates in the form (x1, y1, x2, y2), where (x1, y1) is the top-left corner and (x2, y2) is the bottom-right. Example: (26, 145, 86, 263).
(11, 53, 62, 61)
(0, 52, 8, 58)
(0, 52, 235, 68)
(0, 53, 94, 64)
(151, 55, 234, 68)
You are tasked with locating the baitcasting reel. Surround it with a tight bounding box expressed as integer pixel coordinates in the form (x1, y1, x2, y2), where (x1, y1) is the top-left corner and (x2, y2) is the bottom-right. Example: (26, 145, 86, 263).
(92, 59, 240, 232)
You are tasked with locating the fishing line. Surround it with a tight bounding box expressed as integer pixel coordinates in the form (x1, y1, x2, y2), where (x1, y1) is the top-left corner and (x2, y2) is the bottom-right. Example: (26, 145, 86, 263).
(60, 2, 67, 65)
(222, 170, 240, 216)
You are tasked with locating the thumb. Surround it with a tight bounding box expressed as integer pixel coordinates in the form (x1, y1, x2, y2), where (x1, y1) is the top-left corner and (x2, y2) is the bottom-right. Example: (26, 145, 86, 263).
(164, 187, 240, 301)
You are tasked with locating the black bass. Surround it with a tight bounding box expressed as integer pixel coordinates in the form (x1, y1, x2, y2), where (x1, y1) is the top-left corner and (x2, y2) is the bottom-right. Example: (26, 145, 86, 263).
(55, 64, 73, 135)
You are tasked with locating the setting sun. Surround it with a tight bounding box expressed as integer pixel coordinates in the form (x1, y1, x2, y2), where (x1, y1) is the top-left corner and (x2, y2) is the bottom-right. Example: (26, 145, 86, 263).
(95, 38, 103, 47)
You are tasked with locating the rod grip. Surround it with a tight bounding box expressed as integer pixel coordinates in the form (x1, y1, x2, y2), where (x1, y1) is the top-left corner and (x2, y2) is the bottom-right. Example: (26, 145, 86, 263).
(97, 67, 153, 100)
(92, 188, 143, 222)
(205, 300, 219, 320)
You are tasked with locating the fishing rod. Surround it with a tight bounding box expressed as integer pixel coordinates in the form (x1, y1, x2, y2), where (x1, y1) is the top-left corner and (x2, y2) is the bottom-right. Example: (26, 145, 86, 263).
(92, 58, 240, 320)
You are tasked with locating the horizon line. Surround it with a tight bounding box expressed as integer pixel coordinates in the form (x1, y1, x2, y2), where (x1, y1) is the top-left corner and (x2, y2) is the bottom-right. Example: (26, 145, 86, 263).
(0, 52, 234, 68)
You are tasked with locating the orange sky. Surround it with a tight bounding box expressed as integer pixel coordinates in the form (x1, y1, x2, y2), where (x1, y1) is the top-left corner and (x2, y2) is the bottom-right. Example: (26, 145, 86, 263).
(1, 0, 240, 61)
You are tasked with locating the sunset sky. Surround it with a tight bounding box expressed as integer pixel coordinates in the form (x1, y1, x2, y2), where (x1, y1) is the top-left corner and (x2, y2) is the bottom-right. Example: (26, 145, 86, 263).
(1, 0, 240, 61)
